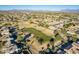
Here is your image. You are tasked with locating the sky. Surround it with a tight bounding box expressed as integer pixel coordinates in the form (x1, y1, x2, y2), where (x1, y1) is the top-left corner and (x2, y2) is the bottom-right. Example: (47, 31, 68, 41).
(0, 5, 79, 11)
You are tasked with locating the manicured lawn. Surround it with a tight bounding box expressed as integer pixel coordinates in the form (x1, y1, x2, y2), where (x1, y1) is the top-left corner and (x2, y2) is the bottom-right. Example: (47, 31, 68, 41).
(54, 34, 62, 41)
(17, 35, 24, 41)
(21, 28, 52, 41)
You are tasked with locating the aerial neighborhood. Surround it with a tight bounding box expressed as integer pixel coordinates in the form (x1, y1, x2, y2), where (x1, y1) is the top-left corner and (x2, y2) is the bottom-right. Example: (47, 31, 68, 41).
(0, 8, 79, 54)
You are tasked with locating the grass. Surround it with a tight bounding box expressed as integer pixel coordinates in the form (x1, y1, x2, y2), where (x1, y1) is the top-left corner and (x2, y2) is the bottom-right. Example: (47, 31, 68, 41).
(54, 34, 63, 41)
(54, 31, 63, 42)
(17, 35, 24, 41)
(0, 42, 2, 49)
(63, 23, 75, 28)
(61, 28, 67, 35)
(21, 28, 52, 42)
(0, 41, 5, 49)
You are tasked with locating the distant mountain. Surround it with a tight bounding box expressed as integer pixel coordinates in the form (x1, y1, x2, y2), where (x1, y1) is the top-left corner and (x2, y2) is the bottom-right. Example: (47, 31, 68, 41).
(0, 9, 79, 13)
(61, 9, 79, 13)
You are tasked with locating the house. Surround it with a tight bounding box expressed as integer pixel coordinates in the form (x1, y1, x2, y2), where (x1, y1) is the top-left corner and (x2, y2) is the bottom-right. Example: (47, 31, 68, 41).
(22, 32, 34, 41)
(64, 42, 79, 54)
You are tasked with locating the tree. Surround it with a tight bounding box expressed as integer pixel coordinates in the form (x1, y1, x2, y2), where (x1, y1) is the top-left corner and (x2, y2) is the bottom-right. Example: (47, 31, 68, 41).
(67, 34, 73, 43)
(50, 38, 54, 52)
(72, 34, 77, 42)
(38, 38, 44, 45)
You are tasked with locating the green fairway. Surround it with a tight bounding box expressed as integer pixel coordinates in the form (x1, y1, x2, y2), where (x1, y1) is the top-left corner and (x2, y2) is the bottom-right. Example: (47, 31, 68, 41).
(21, 28, 52, 41)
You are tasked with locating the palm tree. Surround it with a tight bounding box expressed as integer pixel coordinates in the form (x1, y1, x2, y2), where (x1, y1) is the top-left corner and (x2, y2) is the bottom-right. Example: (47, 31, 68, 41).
(50, 38, 54, 52)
